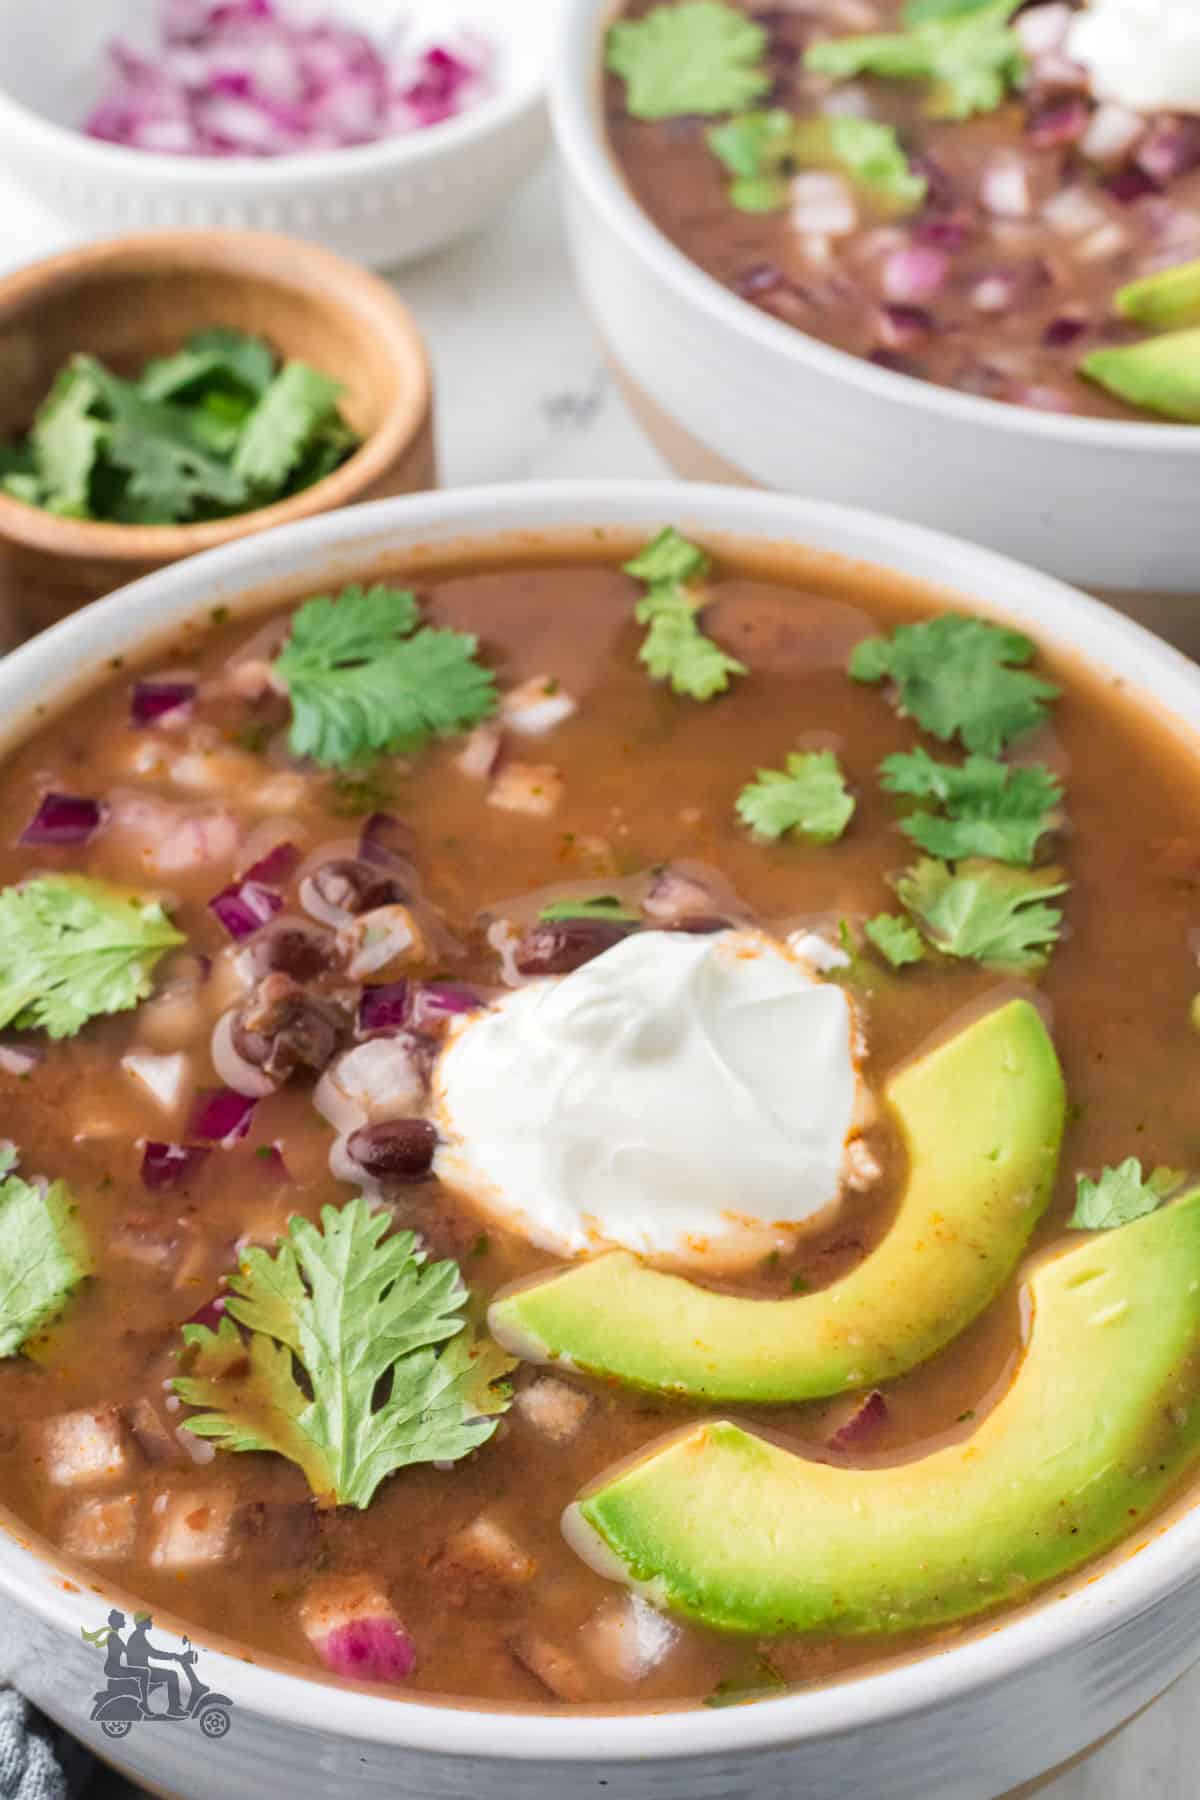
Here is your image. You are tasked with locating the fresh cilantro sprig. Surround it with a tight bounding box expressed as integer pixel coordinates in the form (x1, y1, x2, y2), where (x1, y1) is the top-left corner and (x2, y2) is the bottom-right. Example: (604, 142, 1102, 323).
(1069, 1159, 1187, 1232)
(864, 912, 926, 968)
(881, 748, 1062, 866)
(2, 331, 358, 526)
(625, 528, 747, 701)
(892, 857, 1067, 972)
(0, 876, 184, 1040)
(850, 615, 1060, 756)
(538, 895, 640, 922)
(273, 584, 497, 768)
(736, 750, 855, 844)
(607, 0, 771, 120)
(709, 113, 926, 213)
(0, 1172, 92, 1358)
(806, 0, 1025, 120)
(175, 1200, 515, 1509)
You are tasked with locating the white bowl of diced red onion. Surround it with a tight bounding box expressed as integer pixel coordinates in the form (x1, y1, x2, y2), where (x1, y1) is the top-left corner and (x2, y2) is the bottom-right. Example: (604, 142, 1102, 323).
(553, 0, 1200, 624)
(0, 0, 550, 269)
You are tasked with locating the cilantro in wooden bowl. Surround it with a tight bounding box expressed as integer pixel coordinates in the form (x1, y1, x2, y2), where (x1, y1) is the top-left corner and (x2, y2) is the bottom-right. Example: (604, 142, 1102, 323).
(0, 229, 434, 642)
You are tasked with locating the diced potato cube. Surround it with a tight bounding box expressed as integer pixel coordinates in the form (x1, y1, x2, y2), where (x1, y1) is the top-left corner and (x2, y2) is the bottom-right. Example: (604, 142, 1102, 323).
(36, 1409, 133, 1488)
(148, 1487, 238, 1570)
(299, 1573, 398, 1644)
(509, 1629, 589, 1702)
(501, 677, 578, 737)
(515, 1378, 591, 1445)
(299, 1574, 416, 1683)
(487, 763, 564, 818)
(62, 1493, 138, 1563)
(439, 1514, 536, 1587)
(580, 1595, 680, 1685)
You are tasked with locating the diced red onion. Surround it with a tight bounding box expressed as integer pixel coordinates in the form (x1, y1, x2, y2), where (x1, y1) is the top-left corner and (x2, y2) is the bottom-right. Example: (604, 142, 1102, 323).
(880, 244, 949, 305)
(828, 1390, 888, 1451)
(188, 1087, 257, 1145)
(356, 982, 411, 1038)
(411, 981, 481, 1028)
(1104, 166, 1159, 205)
(914, 214, 971, 251)
(1027, 50, 1089, 94)
(184, 1293, 227, 1330)
(1042, 313, 1088, 347)
(85, 2, 495, 159)
(209, 878, 285, 940)
(970, 270, 1023, 314)
(1025, 96, 1088, 150)
(1015, 3, 1071, 58)
(131, 680, 197, 726)
(1135, 118, 1200, 189)
(1082, 103, 1145, 166)
(141, 1140, 212, 1191)
(240, 840, 298, 886)
(317, 1617, 416, 1685)
(19, 794, 104, 847)
(0, 1043, 40, 1077)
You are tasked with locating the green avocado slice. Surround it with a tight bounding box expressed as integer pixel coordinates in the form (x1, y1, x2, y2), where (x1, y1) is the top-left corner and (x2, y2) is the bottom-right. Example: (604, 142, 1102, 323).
(566, 1191, 1200, 1636)
(489, 999, 1064, 1403)
(1115, 257, 1200, 332)
(1081, 328, 1200, 421)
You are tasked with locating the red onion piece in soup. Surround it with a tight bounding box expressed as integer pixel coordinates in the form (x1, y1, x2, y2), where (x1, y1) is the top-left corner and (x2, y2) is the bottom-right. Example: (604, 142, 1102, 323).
(1104, 165, 1159, 205)
(209, 878, 285, 940)
(184, 1293, 227, 1332)
(130, 680, 197, 726)
(188, 1087, 258, 1146)
(1014, 2, 1071, 58)
(1042, 313, 1088, 347)
(140, 1141, 212, 1192)
(411, 981, 482, 1028)
(880, 244, 949, 305)
(357, 982, 412, 1038)
(19, 794, 104, 847)
(1135, 117, 1200, 188)
(240, 841, 299, 886)
(828, 1390, 889, 1451)
(317, 1617, 417, 1685)
(1026, 96, 1088, 150)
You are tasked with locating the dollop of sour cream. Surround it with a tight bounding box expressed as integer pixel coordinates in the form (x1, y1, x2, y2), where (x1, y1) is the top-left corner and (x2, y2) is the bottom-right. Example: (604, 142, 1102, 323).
(433, 929, 865, 1271)
(1066, 0, 1200, 115)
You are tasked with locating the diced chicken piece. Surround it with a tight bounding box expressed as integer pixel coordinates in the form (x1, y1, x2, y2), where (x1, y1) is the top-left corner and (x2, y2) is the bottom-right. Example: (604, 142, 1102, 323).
(34, 1409, 133, 1488)
(509, 1629, 589, 1703)
(121, 1050, 192, 1114)
(336, 905, 429, 980)
(488, 763, 564, 818)
(456, 724, 504, 780)
(501, 676, 578, 737)
(580, 1595, 680, 1685)
(148, 1486, 238, 1570)
(438, 1514, 537, 1589)
(299, 1574, 417, 1683)
(315, 1037, 428, 1133)
(155, 809, 240, 875)
(62, 1493, 139, 1563)
(120, 1399, 182, 1466)
(515, 1378, 591, 1445)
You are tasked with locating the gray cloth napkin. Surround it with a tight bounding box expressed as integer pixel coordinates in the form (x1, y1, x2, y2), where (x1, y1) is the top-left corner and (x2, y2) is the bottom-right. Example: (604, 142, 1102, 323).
(0, 1690, 142, 1800)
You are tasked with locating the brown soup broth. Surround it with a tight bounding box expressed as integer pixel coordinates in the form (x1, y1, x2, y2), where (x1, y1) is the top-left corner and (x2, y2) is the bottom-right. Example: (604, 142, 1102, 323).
(606, 0, 1200, 421)
(0, 543, 1198, 1709)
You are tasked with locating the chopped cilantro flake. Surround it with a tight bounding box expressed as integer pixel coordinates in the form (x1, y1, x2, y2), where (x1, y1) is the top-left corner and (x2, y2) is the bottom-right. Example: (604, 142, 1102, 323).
(736, 750, 855, 845)
(892, 857, 1067, 972)
(1069, 1159, 1187, 1232)
(806, 0, 1025, 120)
(607, 1, 771, 121)
(864, 912, 926, 968)
(538, 895, 640, 922)
(625, 529, 747, 702)
(850, 615, 1059, 756)
(881, 748, 1062, 866)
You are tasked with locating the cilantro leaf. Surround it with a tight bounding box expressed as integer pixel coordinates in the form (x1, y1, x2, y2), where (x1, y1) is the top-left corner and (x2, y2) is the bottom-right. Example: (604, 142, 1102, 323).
(798, 117, 928, 210)
(539, 895, 640, 922)
(0, 876, 185, 1040)
(607, 0, 771, 120)
(881, 749, 1062, 865)
(81, 358, 251, 521)
(1069, 1159, 1186, 1232)
(232, 362, 345, 492)
(0, 1174, 92, 1358)
(806, 0, 1024, 120)
(892, 857, 1067, 972)
(850, 615, 1059, 755)
(175, 1199, 515, 1509)
(274, 584, 497, 768)
(30, 364, 106, 518)
(624, 529, 747, 701)
(736, 750, 855, 844)
(139, 328, 277, 405)
(708, 109, 795, 212)
(864, 912, 926, 968)
(709, 112, 926, 214)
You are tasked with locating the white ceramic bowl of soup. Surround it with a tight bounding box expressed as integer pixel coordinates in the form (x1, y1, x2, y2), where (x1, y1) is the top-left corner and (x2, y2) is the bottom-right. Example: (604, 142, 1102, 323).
(0, 0, 550, 270)
(550, 0, 1200, 641)
(2, 480, 1200, 1800)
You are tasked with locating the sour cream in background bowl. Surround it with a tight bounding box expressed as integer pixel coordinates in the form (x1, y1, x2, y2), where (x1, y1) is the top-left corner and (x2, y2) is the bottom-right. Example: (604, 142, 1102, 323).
(551, 0, 1200, 652)
(0, 0, 551, 268)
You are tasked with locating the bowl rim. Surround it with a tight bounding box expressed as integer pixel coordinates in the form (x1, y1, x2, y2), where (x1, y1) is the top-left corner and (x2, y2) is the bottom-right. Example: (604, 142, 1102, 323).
(0, 229, 432, 563)
(551, 0, 1200, 455)
(2, 476, 1200, 1761)
(0, 6, 545, 189)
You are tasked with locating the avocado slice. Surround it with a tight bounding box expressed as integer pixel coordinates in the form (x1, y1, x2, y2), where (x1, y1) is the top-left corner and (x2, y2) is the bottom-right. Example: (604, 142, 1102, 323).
(1115, 257, 1200, 332)
(1081, 328, 1200, 421)
(490, 999, 1064, 1403)
(566, 1191, 1200, 1636)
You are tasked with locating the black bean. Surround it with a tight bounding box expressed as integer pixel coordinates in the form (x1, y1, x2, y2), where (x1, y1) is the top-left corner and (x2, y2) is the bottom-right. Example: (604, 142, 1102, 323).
(514, 918, 637, 977)
(666, 915, 733, 936)
(243, 920, 332, 982)
(347, 1118, 438, 1181)
(232, 974, 349, 1080)
(309, 857, 407, 916)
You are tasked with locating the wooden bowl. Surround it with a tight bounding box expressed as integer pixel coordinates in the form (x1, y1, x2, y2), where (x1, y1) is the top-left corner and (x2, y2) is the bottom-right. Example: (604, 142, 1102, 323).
(0, 229, 436, 642)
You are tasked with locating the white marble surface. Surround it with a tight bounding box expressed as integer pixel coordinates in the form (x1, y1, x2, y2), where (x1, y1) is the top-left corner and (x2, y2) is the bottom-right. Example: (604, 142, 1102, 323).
(1, 150, 1197, 1800)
